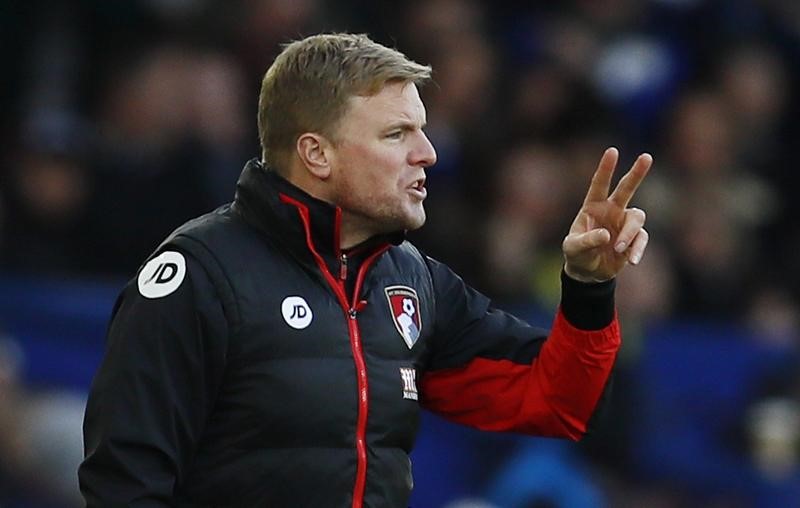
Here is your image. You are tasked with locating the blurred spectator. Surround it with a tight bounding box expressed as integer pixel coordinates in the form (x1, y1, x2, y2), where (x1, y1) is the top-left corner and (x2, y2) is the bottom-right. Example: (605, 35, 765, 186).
(483, 440, 605, 508)
(614, 241, 674, 356)
(718, 43, 788, 167)
(89, 45, 247, 275)
(186, 51, 252, 204)
(403, 0, 502, 282)
(747, 286, 800, 347)
(484, 144, 570, 304)
(730, 353, 800, 505)
(640, 90, 779, 319)
(236, 0, 326, 84)
(0, 337, 84, 506)
(747, 397, 800, 481)
(0, 112, 95, 275)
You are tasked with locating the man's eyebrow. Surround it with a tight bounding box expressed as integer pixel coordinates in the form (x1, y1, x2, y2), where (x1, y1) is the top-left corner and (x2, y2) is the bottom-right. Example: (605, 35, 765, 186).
(385, 120, 427, 130)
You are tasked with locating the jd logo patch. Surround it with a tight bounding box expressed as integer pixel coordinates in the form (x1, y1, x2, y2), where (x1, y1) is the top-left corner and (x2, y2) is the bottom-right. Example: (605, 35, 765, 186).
(137, 251, 186, 299)
(385, 285, 422, 349)
(281, 296, 313, 329)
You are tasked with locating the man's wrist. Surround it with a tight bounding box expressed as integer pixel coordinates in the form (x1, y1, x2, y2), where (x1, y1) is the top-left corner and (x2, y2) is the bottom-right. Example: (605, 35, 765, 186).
(560, 269, 616, 330)
(563, 262, 614, 284)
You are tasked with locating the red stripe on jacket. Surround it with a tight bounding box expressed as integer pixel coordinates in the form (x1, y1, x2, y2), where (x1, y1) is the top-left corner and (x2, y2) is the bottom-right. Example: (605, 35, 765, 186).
(420, 309, 620, 440)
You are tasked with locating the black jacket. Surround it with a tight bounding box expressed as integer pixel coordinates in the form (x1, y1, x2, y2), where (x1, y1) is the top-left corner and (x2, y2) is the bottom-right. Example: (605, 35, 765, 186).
(79, 159, 620, 507)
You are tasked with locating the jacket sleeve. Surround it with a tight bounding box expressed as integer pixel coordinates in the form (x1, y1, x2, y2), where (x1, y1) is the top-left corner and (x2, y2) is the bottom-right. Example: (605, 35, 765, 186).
(79, 250, 229, 506)
(419, 257, 620, 441)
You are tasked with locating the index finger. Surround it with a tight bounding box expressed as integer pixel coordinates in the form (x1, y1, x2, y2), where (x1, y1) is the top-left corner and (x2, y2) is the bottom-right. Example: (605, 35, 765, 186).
(609, 153, 653, 208)
(583, 147, 619, 204)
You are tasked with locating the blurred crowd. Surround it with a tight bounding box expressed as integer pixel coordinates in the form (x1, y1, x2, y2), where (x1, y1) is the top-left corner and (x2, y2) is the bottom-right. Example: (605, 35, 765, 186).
(1, 0, 800, 506)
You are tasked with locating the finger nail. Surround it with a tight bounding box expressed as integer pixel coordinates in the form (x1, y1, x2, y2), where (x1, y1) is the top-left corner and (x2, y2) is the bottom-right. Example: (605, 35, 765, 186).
(631, 253, 641, 265)
(615, 241, 626, 253)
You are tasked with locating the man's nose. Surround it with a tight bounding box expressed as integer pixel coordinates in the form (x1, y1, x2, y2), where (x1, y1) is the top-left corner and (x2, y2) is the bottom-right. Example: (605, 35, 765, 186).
(411, 131, 437, 167)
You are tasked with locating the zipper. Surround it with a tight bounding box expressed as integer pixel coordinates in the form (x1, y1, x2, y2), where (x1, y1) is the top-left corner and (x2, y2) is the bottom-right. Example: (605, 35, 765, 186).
(346, 245, 389, 508)
(278, 193, 389, 508)
(347, 309, 368, 508)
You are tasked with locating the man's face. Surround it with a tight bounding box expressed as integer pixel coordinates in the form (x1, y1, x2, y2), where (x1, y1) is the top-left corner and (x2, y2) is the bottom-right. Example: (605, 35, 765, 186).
(327, 81, 437, 236)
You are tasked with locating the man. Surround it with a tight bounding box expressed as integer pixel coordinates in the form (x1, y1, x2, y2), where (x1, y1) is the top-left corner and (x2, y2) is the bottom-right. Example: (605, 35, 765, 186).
(79, 33, 650, 507)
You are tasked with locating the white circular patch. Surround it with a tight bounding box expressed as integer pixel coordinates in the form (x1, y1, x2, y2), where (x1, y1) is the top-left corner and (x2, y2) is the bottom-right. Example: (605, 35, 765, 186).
(281, 296, 313, 329)
(137, 251, 187, 299)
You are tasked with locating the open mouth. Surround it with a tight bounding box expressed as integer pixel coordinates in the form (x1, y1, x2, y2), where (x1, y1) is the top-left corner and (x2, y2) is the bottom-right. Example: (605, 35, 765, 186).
(408, 178, 427, 199)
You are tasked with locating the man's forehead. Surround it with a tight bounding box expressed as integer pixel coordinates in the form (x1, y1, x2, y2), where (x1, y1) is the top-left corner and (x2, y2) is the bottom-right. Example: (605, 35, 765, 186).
(349, 82, 426, 123)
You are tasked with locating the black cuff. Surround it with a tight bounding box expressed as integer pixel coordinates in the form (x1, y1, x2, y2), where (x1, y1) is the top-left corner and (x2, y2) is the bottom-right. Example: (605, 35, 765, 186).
(560, 270, 616, 330)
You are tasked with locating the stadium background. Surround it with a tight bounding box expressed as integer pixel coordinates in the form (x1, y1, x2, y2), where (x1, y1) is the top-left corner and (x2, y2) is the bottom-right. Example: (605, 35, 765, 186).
(1, 0, 800, 506)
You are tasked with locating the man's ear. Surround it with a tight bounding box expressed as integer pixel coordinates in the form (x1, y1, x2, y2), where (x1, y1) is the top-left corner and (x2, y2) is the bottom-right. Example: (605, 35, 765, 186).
(296, 133, 332, 180)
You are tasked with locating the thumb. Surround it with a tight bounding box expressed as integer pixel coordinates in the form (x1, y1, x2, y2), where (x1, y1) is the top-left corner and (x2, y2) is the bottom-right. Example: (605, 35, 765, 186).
(563, 228, 611, 254)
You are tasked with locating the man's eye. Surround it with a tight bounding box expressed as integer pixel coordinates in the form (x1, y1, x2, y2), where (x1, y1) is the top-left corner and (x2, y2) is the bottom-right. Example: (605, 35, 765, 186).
(386, 131, 403, 140)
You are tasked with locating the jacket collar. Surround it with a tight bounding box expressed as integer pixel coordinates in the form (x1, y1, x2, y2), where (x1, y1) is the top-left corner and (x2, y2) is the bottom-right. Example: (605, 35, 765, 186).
(231, 159, 403, 268)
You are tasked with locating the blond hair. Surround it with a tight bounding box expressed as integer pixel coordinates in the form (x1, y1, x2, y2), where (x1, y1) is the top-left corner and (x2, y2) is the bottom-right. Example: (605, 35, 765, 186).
(257, 33, 432, 171)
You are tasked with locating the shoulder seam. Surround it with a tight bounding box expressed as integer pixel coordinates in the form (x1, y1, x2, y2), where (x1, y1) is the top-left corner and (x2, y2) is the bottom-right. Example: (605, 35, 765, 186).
(170, 233, 243, 336)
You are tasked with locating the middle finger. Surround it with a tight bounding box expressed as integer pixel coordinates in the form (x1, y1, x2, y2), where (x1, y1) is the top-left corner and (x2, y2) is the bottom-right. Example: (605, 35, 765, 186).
(609, 153, 653, 208)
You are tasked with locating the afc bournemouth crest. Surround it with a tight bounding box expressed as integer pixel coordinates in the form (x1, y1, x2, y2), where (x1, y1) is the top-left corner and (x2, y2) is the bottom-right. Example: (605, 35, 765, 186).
(385, 285, 422, 349)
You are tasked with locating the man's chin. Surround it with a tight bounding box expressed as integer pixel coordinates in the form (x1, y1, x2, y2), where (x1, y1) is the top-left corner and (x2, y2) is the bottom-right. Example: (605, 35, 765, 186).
(362, 208, 426, 235)
(402, 211, 426, 232)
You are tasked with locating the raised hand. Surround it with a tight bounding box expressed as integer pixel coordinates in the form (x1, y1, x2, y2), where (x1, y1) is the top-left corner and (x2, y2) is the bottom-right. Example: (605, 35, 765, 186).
(562, 147, 652, 283)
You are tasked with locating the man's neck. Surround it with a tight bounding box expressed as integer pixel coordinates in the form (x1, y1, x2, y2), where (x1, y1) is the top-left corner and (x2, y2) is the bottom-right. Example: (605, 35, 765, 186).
(339, 213, 375, 250)
(279, 162, 379, 250)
